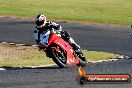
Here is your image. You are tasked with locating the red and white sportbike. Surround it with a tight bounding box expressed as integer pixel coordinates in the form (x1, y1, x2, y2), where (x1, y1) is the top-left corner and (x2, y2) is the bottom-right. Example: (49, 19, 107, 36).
(36, 29, 87, 68)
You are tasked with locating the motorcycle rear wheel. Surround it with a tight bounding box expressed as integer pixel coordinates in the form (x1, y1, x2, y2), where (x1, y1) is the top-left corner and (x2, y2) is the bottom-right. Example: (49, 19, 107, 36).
(77, 54, 87, 67)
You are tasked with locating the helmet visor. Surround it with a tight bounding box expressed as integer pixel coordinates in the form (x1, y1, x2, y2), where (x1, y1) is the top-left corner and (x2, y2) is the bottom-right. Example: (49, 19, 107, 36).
(36, 20, 44, 26)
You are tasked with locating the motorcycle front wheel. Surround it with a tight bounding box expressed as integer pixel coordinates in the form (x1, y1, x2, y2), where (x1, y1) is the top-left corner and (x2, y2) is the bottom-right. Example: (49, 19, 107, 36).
(51, 46, 67, 68)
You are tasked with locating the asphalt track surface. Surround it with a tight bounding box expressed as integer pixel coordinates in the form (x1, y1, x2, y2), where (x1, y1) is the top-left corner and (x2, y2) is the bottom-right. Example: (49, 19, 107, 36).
(0, 17, 132, 88)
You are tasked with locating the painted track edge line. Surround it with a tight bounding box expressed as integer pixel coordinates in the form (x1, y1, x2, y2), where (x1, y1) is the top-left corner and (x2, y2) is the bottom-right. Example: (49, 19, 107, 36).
(0, 68, 6, 71)
(0, 64, 57, 70)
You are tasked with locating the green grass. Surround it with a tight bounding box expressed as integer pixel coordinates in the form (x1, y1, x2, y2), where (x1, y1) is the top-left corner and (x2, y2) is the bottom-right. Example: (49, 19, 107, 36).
(0, 44, 116, 67)
(0, 0, 131, 24)
(83, 50, 116, 61)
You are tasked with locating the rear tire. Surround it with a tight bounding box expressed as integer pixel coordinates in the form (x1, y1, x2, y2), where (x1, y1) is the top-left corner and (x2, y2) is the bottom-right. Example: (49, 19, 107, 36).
(76, 52, 87, 67)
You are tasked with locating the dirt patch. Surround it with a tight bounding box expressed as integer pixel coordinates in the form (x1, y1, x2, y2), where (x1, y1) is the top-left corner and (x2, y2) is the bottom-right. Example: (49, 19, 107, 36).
(0, 43, 34, 60)
(0, 43, 117, 67)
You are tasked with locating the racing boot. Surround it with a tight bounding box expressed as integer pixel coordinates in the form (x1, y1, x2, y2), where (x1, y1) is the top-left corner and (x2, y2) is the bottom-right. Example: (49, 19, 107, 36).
(68, 37, 86, 61)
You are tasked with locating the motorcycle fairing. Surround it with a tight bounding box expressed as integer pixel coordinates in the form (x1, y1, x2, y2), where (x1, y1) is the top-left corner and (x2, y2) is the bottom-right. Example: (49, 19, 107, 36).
(48, 33, 80, 66)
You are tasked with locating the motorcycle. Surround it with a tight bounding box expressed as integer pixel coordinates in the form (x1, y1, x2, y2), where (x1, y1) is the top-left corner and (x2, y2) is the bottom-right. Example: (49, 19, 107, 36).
(36, 29, 87, 68)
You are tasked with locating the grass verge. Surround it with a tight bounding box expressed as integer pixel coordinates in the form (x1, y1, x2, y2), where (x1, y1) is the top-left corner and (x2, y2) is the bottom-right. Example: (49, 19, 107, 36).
(0, 0, 131, 25)
(0, 43, 116, 67)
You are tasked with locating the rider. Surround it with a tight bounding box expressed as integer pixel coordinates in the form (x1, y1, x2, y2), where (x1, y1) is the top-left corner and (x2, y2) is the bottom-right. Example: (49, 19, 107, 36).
(34, 14, 81, 54)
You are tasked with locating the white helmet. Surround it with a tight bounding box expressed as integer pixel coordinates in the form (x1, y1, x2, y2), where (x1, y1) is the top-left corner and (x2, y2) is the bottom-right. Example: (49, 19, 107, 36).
(36, 14, 46, 26)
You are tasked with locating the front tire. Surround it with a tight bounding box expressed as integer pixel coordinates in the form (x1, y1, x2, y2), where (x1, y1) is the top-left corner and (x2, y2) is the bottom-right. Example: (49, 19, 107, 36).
(50, 46, 67, 68)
